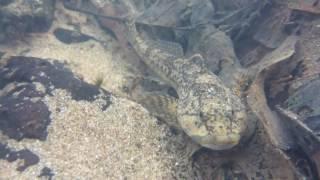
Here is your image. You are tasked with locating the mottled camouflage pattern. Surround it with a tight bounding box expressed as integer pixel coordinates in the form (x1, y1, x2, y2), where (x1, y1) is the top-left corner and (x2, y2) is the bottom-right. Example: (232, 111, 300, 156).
(125, 19, 250, 150)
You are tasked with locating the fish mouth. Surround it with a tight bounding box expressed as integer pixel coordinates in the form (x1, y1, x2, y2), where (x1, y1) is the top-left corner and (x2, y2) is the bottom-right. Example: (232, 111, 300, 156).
(203, 142, 238, 150)
(192, 133, 241, 150)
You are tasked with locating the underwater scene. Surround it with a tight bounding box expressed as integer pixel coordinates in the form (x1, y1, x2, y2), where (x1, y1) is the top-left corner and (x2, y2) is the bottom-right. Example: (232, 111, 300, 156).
(0, 0, 320, 179)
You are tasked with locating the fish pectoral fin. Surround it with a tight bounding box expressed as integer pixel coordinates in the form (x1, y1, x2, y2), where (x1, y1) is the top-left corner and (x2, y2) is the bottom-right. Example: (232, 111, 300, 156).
(146, 39, 184, 57)
(133, 91, 180, 129)
(156, 39, 184, 57)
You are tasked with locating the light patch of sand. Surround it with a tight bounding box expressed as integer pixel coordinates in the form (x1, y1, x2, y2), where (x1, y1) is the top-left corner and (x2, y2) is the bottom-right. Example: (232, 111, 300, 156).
(1, 90, 179, 179)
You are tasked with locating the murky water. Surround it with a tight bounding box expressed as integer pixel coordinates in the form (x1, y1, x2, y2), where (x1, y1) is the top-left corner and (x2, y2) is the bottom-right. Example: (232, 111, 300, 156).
(0, 0, 320, 179)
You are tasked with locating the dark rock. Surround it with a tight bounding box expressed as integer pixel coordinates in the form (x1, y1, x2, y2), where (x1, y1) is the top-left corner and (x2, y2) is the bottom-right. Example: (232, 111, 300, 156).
(284, 79, 320, 137)
(286, 79, 320, 119)
(0, 97, 50, 140)
(305, 115, 320, 134)
(252, 6, 290, 49)
(190, 0, 214, 25)
(1, 56, 112, 102)
(53, 28, 93, 44)
(0, 51, 4, 59)
(38, 167, 55, 180)
(0, 0, 13, 6)
(0, 0, 55, 43)
(135, 0, 189, 27)
(0, 142, 10, 159)
(0, 143, 39, 171)
(0, 56, 112, 140)
(14, 149, 40, 172)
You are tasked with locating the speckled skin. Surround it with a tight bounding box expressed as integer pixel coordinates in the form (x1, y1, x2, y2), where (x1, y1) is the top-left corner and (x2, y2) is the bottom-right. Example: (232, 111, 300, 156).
(125, 20, 250, 150)
(61, 0, 252, 150)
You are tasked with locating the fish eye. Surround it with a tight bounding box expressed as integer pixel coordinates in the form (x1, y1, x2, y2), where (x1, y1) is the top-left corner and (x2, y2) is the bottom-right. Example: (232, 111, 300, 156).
(199, 111, 204, 119)
(199, 111, 209, 121)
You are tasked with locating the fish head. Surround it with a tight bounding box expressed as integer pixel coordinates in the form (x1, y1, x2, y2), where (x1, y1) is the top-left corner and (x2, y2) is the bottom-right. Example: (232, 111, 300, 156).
(177, 85, 251, 150)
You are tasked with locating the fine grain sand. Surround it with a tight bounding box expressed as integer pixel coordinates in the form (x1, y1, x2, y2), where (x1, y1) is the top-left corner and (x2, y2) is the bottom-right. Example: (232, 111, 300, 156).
(0, 2, 192, 179)
(1, 90, 181, 179)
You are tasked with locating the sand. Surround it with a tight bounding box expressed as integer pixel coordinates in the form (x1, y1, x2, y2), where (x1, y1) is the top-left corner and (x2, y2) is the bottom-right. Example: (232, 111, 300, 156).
(0, 1, 192, 179)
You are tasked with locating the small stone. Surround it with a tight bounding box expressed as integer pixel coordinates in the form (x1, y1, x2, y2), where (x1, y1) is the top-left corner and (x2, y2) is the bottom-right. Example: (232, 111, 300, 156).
(38, 167, 55, 179)
(53, 28, 93, 44)
(0, 143, 39, 171)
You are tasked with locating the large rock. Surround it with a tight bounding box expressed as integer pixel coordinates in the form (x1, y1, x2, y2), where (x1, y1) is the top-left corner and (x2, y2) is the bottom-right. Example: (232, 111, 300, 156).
(0, 0, 55, 43)
(0, 56, 111, 141)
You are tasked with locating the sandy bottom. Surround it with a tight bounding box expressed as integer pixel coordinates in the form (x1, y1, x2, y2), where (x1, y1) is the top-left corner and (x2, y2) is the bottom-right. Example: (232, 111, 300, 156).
(1, 90, 181, 179)
(0, 2, 191, 179)
(0, 1, 303, 179)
